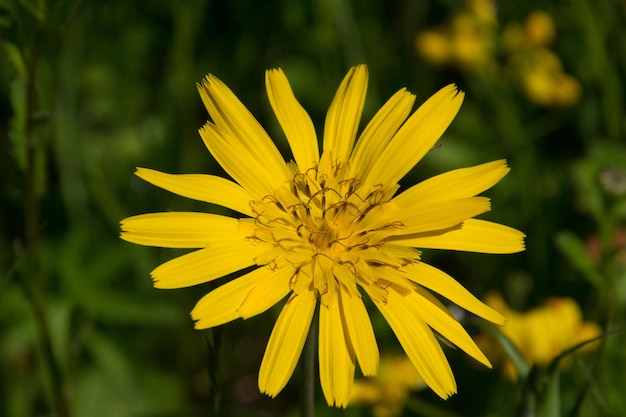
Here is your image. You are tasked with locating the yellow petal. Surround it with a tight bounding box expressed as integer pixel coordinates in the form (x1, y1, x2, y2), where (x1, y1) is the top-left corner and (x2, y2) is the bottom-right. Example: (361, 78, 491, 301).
(364, 263, 415, 296)
(409, 288, 491, 367)
(394, 160, 510, 205)
(364, 85, 464, 186)
(120, 212, 240, 248)
(403, 262, 505, 324)
(199, 121, 281, 196)
(319, 290, 356, 407)
(393, 197, 491, 235)
(392, 219, 526, 254)
(237, 266, 293, 319)
(191, 267, 266, 328)
(197, 74, 291, 183)
(266, 68, 319, 171)
(135, 168, 254, 216)
(259, 290, 316, 397)
(370, 289, 457, 399)
(360, 246, 415, 268)
(350, 88, 416, 179)
(339, 289, 379, 377)
(150, 240, 268, 289)
(322, 65, 368, 164)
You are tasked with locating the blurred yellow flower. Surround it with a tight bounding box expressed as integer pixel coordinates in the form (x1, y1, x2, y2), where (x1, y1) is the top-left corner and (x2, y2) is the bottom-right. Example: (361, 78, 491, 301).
(551, 73, 582, 106)
(121, 65, 525, 406)
(349, 355, 425, 417)
(416, 5, 581, 107)
(450, 14, 495, 69)
(467, 0, 497, 25)
(415, 30, 451, 65)
(415, 0, 496, 71)
(516, 48, 582, 107)
(482, 293, 602, 379)
(524, 11, 556, 46)
(506, 11, 581, 107)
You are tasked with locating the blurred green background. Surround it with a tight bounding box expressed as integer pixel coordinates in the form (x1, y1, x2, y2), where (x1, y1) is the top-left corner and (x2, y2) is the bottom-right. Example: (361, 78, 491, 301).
(1, 0, 625, 416)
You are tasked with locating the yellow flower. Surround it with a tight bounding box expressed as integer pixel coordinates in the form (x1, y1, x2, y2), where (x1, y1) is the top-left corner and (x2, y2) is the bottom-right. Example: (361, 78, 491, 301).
(518, 48, 582, 107)
(415, 0, 497, 71)
(524, 10, 556, 46)
(415, 30, 451, 65)
(449, 14, 495, 69)
(467, 0, 497, 25)
(350, 354, 424, 417)
(551, 73, 582, 107)
(120, 65, 525, 407)
(482, 293, 602, 379)
(502, 10, 581, 107)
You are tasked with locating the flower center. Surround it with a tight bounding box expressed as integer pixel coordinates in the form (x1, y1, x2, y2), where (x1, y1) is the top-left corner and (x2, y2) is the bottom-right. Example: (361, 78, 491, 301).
(249, 163, 404, 301)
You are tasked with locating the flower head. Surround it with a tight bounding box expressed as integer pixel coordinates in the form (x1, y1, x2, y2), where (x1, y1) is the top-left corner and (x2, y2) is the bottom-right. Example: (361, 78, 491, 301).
(415, 0, 497, 71)
(121, 65, 525, 407)
(504, 11, 582, 107)
(349, 354, 425, 417)
(479, 293, 602, 379)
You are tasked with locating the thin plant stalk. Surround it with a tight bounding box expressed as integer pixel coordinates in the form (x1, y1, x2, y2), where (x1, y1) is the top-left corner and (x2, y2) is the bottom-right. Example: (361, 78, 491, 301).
(301, 311, 318, 417)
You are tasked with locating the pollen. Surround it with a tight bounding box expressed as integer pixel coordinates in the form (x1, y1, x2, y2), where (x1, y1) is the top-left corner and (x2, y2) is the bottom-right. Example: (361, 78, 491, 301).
(249, 161, 405, 305)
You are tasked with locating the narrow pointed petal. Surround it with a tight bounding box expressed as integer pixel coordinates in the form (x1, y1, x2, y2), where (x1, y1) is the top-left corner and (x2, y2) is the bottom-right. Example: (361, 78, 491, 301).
(135, 168, 254, 216)
(121, 212, 241, 248)
(259, 290, 316, 397)
(191, 267, 267, 328)
(339, 289, 379, 376)
(199, 122, 280, 196)
(394, 160, 510, 205)
(369, 289, 457, 399)
(266, 69, 319, 171)
(238, 266, 293, 319)
(322, 65, 368, 163)
(197, 75, 291, 182)
(392, 219, 526, 254)
(409, 288, 491, 367)
(319, 292, 356, 407)
(365, 85, 464, 186)
(403, 261, 505, 324)
(393, 197, 491, 235)
(350, 88, 416, 179)
(151, 240, 268, 289)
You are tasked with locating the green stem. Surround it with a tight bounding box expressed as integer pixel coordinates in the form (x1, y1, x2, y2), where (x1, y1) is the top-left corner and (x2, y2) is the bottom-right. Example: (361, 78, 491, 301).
(31, 280, 72, 417)
(302, 312, 317, 417)
(20, 3, 71, 415)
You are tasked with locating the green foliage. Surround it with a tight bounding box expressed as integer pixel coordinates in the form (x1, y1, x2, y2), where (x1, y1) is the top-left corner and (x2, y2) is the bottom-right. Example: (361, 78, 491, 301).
(1, 0, 625, 416)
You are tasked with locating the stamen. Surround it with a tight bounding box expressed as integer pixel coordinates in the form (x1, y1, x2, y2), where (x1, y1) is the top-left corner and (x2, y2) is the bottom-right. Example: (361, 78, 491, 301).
(248, 169, 399, 298)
